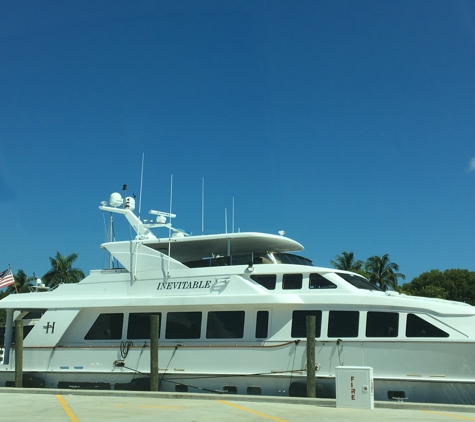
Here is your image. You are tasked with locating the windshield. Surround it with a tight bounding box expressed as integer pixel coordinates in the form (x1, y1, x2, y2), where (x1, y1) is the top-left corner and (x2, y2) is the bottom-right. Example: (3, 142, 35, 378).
(272, 253, 313, 266)
(337, 273, 382, 291)
(185, 251, 313, 268)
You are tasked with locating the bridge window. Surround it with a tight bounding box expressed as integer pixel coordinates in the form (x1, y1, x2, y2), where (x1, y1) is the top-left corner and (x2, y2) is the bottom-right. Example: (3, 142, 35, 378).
(309, 273, 337, 289)
(366, 312, 398, 337)
(283, 274, 303, 290)
(338, 273, 381, 291)
(406, 314, 449, 338)
(250, 274, 276, 290)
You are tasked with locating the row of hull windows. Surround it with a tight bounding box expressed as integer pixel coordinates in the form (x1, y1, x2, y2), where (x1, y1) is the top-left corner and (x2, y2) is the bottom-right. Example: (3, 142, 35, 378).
(291, 311, 448, 338)
(84, 310, 449, 341)
(85, 311, 269, 341)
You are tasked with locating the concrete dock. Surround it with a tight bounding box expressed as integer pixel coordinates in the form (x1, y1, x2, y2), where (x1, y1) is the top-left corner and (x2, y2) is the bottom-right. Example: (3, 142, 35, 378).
(0, 388, 474, 421)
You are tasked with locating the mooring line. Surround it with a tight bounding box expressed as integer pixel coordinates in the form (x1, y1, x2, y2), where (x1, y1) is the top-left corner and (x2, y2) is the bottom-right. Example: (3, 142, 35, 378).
(56, 395, 80, 422)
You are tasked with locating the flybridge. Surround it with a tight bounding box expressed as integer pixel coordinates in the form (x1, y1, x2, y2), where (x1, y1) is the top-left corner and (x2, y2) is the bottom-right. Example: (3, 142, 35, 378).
(99, 191, 306, 268)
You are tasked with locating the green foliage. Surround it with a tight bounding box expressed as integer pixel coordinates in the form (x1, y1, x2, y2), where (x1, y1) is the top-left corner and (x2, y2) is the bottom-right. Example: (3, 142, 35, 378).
(331, 251, 405, 291)
(0, 269, 34, 325)
(330, 252, 363, 272)
(42, 252, 85, 288)
(5, 269, 35, 294)
(0, 257, 84, 326)
(365, 254, 405, 291)
(0, 291, 6, 326)
(401, 269, 475, 305)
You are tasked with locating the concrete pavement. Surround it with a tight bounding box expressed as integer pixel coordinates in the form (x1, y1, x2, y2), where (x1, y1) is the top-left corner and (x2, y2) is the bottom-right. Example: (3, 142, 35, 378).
(0, 388, 474, 421)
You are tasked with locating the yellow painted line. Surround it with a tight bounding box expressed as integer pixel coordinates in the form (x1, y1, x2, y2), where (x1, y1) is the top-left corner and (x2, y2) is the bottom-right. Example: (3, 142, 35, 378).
(422, 410, 475, 421)
(56, 395, 80, 422)
(217, 400, 288, 422)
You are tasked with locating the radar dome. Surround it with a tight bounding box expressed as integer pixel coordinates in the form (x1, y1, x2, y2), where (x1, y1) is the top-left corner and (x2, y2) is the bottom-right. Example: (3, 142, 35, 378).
(109, 192, 123, 207)
(156, 215, 167, 224)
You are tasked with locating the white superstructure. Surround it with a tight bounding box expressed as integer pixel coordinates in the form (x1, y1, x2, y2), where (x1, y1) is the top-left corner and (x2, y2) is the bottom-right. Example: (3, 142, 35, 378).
(1, 191, 474, 404)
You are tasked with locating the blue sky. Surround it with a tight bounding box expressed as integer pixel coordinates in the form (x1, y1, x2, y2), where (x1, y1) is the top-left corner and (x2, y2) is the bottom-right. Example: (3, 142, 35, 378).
(1, 1, 475, 286)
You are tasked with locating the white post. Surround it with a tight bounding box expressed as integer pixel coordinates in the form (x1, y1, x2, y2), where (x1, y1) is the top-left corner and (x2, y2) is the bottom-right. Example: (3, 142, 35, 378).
(3, 309, 14, 365)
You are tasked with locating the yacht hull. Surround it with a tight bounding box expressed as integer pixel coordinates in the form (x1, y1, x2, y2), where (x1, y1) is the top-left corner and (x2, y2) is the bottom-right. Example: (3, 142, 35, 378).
(0, 370, 474, 405)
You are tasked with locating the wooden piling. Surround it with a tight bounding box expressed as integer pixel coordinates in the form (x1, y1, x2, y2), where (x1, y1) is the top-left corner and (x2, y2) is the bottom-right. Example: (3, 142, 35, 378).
(14, 319, 23, 388)
(306, 315, 316, 398)
(150, 315, 159, 391)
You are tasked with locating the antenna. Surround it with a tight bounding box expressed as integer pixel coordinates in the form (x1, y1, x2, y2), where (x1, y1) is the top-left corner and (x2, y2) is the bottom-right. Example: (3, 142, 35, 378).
(201, 177, 205, 235)
(225, 208, 228, 234)
(167, 174, 173, 278)
(232, 196, 235, 233)
(108, 213, 114, 268)
(138, 153, 144, 218)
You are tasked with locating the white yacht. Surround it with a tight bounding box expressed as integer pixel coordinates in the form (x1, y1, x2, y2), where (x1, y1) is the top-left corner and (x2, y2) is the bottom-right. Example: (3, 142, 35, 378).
(1, 191, 474, 404)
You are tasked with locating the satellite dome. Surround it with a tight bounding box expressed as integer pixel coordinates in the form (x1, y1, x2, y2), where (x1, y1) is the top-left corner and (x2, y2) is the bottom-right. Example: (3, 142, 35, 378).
(156, 215, 167, 224)
(125, 196, 135, 211)
(109, 192, 123, 207)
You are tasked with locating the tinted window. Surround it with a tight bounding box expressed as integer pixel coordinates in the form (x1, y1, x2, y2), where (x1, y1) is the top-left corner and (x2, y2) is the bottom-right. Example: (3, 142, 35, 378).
(366, 312, 398, 337)
(273, 253, 313, 266)
(283, 274, 302, 290)
(406, 314, 449, 338)
(166, 312, 202, 339)
(255, 311, 269, 338)
(291, 310, 322, 338)
(250, 274, 276, 290)
(23, 325, 35, 338)
(309, 273, 337, 289)
(231, 253, 253, 265)
(206, 311, 244, 339)
(85, 313, 124, 340)
(328, 311, 359, 337)
(338, 273, 382, 291)
(23, 311, 45, 319)
(5, 325, 35, 345)
(127, 313, 161, 339)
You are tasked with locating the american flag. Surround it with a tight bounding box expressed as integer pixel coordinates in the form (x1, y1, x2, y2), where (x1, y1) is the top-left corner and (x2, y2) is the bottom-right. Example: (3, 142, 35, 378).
(0, 268, 15, 289)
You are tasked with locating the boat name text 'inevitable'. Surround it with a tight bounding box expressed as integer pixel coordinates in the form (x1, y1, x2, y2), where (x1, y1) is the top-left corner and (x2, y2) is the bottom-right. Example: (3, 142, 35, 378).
(157, 280, 212, 290)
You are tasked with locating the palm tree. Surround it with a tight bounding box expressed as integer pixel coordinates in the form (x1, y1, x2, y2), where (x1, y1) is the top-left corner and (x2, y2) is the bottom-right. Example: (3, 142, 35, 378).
(5, 269, 35, 294)
(331, 251, 363, 272)
(364, 254, 405, 291)
(42, 252, 85, 288)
